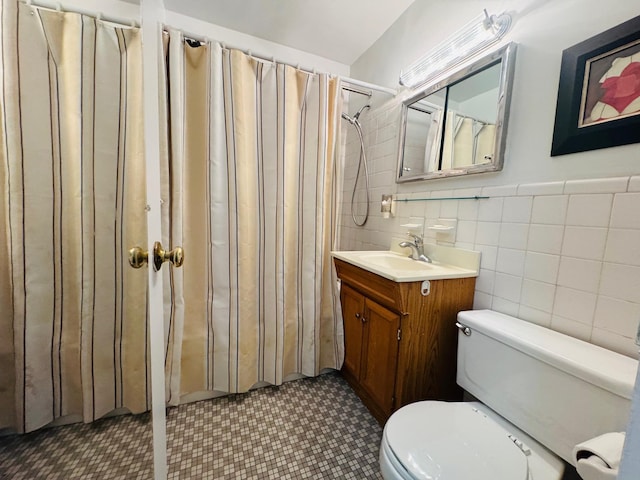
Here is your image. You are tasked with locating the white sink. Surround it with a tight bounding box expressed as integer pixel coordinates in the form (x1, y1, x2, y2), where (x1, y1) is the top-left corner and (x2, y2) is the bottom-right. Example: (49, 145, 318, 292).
(360, 252, 436, 272)
(331, 246, 480, 283)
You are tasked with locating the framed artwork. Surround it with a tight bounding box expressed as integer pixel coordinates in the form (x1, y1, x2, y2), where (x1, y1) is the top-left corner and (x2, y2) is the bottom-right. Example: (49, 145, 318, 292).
(551, 15, 640, 156)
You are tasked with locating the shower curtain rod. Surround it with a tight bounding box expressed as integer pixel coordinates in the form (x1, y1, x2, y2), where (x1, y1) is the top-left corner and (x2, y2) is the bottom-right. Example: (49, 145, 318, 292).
(164, 25, 397, 98)
(22, 0, 139, 27)
(340, 77, 397, 96)
(341, 84, 372, 97)
(166, 26, 328, 77)
(21, 5, 396, 99)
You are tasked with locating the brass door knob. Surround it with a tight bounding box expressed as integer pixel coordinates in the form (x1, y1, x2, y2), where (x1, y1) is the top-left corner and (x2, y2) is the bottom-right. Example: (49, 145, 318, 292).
(128, 247, 148, 269)
(152, 241, 184, 271)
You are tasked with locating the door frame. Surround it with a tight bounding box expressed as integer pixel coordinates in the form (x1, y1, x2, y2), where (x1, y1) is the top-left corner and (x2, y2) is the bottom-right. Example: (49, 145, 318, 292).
(140, 1, 168, 478)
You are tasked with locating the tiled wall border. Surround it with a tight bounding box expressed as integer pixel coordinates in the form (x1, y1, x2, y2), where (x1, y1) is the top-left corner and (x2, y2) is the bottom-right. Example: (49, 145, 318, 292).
(338, 170, 640, 359)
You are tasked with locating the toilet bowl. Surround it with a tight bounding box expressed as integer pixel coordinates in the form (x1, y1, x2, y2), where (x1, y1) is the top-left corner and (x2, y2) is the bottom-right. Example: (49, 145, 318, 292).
(379, 309, 638, 480)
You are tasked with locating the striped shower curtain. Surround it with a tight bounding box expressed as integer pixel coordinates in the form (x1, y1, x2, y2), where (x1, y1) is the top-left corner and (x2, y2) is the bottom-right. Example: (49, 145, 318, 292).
(0, 1, 148, 433)
(0, 5, 344, 432)
(160, 32, 344, 404)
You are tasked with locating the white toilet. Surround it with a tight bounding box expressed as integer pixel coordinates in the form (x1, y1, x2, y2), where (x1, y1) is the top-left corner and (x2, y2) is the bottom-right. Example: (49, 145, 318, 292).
(380, 309, 639, 480)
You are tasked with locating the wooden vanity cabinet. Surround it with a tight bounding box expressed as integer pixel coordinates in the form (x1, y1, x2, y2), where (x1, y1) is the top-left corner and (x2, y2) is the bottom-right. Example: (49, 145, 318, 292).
(341, 283, 401, 417)
(334, 258, 476, 425)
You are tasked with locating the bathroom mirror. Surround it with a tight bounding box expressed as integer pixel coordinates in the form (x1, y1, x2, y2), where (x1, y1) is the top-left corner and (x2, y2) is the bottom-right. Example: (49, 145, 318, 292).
(397, 42, 517, 182)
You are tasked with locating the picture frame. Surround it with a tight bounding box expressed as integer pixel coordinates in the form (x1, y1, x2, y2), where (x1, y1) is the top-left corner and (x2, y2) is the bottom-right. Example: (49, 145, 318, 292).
(551, 15, 640, 156)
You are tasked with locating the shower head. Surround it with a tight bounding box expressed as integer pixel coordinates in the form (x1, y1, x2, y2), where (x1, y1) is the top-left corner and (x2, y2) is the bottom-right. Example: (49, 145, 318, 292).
(341, 112, 355, 124)
(341, 104, 370, 125)
(353, 104, 370, 121)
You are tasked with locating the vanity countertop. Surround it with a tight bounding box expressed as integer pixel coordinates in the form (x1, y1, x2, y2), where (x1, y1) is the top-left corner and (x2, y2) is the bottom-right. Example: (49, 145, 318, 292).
(331, 244, 480, 283)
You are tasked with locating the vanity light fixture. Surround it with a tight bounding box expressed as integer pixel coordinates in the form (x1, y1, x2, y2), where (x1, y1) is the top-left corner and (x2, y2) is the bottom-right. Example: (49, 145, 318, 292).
(399, 9, 512, 89)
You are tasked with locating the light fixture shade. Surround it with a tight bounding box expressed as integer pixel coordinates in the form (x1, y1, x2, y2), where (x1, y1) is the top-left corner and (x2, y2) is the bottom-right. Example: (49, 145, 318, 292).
(399, 10, 512, 89)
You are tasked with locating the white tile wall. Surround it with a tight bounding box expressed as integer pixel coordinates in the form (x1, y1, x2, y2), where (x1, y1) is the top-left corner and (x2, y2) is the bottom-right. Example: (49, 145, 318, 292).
(476, 244, 498, 270)
(553, 286, 597, 324)
(600, 263, 640, 304)
(563, 177, 629, 194)
(531, 195, 568, 225)
(521, 279, 556, 313)
(502, 196, 533, 223)
(499, 223, 529, 250)
(566, 194, 613, 227)
(492, 297, 520, 316)
(517, 181, 564, 196)
(611, 193, 640, 229)
(496, 248, 526, 277)
(478, 197, 504, 222)
(527, 224, 564, 254)
(518, 305, 552, 327)
(562, 226, 607, 260)
(557, 257, 602, 293)
(457, 220, 477, 244)
(473, 291, 493, 310)
(524, 252, 560, 284)
(605, 229, 640, 266)
(628, 176, 640, 192)
(594, 296, 640, 338)
(476, 222, 501, 246)
(337, 104, 640, 359)
(476, 269, 495, 295)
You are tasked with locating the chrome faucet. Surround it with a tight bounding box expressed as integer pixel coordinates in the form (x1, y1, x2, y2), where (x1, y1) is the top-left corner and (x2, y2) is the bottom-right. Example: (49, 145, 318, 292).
(399, 233, 432, 263)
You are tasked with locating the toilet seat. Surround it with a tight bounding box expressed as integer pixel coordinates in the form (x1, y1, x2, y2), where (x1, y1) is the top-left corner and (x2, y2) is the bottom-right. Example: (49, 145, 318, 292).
(383, 401, 530, 480)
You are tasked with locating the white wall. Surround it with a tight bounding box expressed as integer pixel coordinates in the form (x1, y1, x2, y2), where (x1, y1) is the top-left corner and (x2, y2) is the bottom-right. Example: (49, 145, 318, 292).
(37, 0, 140, 22)
(47, 1, 350, 75)
(163, 11, 350, 76)
(351, 0, 640, 188)
(337, 0, 640, 359)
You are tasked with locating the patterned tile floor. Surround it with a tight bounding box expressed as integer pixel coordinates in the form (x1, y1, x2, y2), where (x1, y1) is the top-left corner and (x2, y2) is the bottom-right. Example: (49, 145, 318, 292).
(0, 372, 383, 479)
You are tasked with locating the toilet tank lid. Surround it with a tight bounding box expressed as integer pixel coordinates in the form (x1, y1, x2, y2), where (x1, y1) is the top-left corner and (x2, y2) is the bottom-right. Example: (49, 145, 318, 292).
(457, 310, 639, 400)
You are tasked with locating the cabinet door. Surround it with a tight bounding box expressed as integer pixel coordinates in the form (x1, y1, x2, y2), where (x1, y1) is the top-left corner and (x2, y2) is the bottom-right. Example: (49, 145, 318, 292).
(340, 284, 365, 380)
(360, 298, 401, 417)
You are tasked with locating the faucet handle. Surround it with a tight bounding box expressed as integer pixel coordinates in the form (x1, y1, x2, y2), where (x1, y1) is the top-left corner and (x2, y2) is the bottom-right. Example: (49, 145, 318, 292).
(407, 232, 423, 245)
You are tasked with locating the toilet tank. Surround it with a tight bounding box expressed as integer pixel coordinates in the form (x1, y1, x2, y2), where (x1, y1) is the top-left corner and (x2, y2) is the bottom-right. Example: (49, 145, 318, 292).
(456, 309, 638, 465)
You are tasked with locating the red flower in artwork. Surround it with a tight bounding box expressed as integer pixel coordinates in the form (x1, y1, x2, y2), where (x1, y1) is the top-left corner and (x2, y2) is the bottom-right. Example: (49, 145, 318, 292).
(600, 61, 640, 113)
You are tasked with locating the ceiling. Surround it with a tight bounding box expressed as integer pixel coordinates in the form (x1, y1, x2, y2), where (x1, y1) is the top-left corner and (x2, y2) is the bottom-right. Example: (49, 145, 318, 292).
(126, 0, 415, 65)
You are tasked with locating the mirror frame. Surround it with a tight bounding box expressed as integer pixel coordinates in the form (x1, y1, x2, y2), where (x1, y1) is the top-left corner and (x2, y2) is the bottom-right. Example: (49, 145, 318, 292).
(396, 42, 518, 182)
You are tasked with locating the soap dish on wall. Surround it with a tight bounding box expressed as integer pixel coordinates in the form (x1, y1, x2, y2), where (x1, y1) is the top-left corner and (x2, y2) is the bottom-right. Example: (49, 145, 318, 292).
(401, 223, 423, 230)
(427, 225, 454, 232)
(427, 218, 457, 243)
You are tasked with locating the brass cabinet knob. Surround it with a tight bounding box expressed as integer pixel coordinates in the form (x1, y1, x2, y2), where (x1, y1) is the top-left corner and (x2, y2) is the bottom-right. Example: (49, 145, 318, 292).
(128, 247, 148, 269)
(152, 241, 184, 271)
